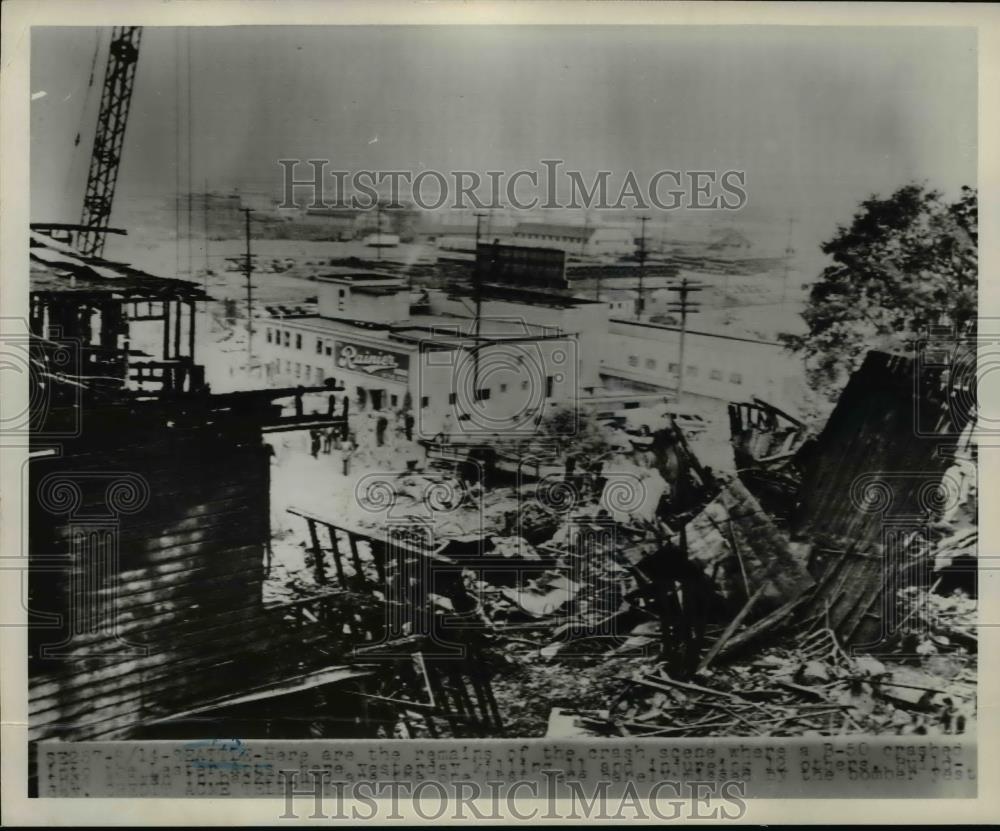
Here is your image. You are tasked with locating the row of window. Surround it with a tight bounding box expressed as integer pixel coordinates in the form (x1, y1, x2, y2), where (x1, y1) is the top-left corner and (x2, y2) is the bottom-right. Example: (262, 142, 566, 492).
(265, 327, 335, 357)
(272, 359, 326, 383)
(265, 377, 556, 408)
(625, 354, 743, 385)
(516, 233, 582, 244)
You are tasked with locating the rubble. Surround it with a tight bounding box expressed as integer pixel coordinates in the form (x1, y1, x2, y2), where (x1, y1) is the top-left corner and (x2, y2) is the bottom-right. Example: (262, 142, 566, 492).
(270, 349, 978, 739)
(547, 601, 976, 738)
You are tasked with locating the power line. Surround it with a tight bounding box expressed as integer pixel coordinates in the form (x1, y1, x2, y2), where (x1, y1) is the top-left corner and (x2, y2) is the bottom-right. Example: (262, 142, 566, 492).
(186, 28, 194, 280)
(174, 30, 181, 276)
(64, 30, 103, 208)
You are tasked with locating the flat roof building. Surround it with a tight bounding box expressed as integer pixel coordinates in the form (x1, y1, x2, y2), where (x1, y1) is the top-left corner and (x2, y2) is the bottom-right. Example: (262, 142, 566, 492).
(513, 222, 636, 257)
(259, 270, 608, 439)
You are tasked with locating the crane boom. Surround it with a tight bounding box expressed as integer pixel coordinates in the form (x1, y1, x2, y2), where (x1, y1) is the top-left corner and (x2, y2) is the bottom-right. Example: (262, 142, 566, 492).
(77, 26, 142, 258)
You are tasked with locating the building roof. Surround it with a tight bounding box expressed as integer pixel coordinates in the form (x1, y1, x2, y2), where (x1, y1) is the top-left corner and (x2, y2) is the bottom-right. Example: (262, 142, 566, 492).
(610, 316, 784, 347)
(475, 282, 604, 308)
(513, 222, 596, 241)
(29, 232, 206, 300)
(316, 270, 403, 285)
(265, 311, 565, 350)
(305, 206, 361, 218)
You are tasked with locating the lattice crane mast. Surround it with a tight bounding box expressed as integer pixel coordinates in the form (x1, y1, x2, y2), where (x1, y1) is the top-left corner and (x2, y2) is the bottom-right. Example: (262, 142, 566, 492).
(76, 26, 142, 258)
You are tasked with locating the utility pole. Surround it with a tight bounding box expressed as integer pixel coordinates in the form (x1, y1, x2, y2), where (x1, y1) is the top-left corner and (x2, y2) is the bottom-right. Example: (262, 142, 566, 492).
(202, 179, 210, 293)
(472, 212, 487, 391)
(780, 215, 796, 306)
(243, 208, 254, 369)
(665, 277, 704, 400)
(375, 201, 383, 261)
(636, 216, 649, 319)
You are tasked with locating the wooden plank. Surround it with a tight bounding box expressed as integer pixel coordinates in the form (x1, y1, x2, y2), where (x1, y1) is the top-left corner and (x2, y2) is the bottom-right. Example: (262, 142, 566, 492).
(717, 594, 809, 658)
(697, 582, 768, 672)
(306, 519, 327, 584)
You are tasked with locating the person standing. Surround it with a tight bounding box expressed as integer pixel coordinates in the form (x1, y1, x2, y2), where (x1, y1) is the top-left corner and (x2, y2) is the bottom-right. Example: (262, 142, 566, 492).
(340, 396, 350, 441)
(309, 429, 321, 459)
(341, 436, 354, 476)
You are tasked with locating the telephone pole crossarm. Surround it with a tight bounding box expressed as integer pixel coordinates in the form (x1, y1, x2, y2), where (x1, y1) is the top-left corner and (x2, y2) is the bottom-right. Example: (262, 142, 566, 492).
(666, 278, 704, 400)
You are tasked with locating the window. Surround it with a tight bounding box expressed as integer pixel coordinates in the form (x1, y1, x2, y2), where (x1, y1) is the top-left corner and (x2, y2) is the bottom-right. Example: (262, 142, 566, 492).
(390, 394, 398, 408)
(339, 288, 346, 297)
(730, 372, 743, 385)
(475, 388, 491, 401)
(686, 365, 698, 377)
(266, 328, 273, 344)
(645, 358, 657, 370)
(316, 338, 323, 355)
(316, 368, 324, 383)
(709, 369, 723, 381)
(448, 392, 457, 405)
(325, 342, 333, 356)
(627, 355, 639, 367)
(305, 366, 313, 381)
(421, 396, 429, 408)
(668, 362, 679, 373)
(295, 334, 302, 350)
(283, 331, 290, 347)
(546, 376, 554, 397)
(294, 362, 301, 377)
(284, 360, 291, 372)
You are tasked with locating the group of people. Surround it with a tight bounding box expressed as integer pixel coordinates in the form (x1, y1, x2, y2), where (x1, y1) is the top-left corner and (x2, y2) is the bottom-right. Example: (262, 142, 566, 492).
(306, 403, 421, 477)
(309, 425, 355, 473)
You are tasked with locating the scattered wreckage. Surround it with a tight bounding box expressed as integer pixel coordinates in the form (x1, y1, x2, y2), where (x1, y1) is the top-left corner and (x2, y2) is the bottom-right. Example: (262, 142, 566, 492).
(279, 350, 976, 739)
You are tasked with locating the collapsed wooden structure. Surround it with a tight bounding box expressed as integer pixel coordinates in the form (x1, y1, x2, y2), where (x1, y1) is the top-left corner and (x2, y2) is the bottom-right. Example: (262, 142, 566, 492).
(27, 236, 359, 751)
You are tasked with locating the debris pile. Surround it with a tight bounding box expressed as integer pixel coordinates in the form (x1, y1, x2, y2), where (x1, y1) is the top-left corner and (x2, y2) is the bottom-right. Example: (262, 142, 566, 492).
(274, 349, 978, 739)
(549, 603, 976, 738)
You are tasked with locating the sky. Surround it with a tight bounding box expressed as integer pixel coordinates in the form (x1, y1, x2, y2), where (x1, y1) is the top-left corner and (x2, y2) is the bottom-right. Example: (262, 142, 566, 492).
(30, 25, 977, 255)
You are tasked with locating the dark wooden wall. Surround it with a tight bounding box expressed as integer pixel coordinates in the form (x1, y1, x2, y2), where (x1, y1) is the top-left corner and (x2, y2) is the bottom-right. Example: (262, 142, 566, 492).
(29, 418, 271, 741)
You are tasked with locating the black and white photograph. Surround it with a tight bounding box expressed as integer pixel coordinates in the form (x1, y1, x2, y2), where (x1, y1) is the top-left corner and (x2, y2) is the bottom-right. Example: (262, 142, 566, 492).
(2, 1, 993, 821)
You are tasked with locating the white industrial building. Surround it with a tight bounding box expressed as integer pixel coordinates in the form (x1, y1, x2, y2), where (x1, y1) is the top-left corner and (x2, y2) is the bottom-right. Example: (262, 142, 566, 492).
(599, 318, 808, 413)
(258, 252, 808, 436)
(258, 272, 607, 438)
(512, 222, 635, 257)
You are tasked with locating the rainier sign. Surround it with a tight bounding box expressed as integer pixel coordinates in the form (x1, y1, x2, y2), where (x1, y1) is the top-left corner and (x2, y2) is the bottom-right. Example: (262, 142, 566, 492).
(335, 341, 409, 379)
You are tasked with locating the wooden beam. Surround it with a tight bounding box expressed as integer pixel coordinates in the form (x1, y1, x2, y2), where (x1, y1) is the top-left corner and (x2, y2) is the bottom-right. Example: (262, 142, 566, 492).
(306, 519, 327, 584)
(697, 582, 768, 673)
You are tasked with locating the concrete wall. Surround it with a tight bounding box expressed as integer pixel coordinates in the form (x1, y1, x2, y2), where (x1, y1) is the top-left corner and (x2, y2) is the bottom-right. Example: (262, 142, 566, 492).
(317, 281, 409, 323)
(425, 290, 606, 388)
(603, 319, 807, 408)
(260, 317, 581, 438)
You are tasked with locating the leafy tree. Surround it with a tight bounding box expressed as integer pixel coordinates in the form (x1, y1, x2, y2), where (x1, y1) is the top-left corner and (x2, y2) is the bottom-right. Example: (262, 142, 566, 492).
(535, 405, 611, 459)
(781, 184, 977, 400)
